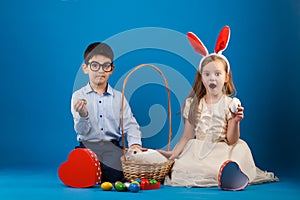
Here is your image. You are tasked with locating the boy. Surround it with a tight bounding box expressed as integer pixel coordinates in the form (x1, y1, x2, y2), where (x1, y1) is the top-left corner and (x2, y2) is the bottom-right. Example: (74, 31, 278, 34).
(71, 42, 144, 183)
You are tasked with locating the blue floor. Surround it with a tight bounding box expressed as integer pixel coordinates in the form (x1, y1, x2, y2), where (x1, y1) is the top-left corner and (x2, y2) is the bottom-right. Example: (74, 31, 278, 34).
(0, 169, 299, 200)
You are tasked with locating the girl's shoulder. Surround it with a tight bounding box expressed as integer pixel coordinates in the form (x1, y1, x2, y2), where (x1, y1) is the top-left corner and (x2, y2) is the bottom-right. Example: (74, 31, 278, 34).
(224, 95, 240, 103)
(185, 96, 193, 104)
(224, 95, 233, 102)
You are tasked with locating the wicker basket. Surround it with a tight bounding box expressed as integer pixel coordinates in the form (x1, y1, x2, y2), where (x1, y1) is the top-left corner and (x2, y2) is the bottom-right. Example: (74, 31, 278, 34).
(120, 64, 174, 182)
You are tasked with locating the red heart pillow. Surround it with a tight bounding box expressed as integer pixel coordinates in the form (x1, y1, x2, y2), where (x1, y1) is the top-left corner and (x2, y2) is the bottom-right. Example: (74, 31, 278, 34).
(218, 160, 249, 191)
(58, 148, 101, 188)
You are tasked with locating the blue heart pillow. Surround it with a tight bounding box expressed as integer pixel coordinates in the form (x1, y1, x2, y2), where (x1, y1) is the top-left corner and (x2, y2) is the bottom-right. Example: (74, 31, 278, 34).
(218, 160, 249, 191)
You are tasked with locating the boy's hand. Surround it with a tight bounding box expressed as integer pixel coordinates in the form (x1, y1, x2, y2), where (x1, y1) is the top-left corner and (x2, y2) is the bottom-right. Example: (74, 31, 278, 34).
(128, 144, 148, 151)
(74, 99, 88, 118)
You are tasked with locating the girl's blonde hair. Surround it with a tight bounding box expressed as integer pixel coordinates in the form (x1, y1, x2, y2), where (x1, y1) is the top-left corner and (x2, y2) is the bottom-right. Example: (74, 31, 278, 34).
(184, 55, 236, 125)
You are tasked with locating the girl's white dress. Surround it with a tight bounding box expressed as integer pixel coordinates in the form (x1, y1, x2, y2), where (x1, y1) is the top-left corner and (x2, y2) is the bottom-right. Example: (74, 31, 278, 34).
(164, 95, 278, 187)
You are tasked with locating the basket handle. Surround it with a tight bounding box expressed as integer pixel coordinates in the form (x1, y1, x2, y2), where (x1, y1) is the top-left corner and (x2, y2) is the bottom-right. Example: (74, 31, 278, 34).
(121, 64, 172, 155)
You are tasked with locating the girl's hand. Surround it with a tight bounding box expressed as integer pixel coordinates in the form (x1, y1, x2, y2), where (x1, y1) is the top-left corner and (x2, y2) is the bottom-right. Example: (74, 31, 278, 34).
(157, 150, 177, 160)
(231, 105, 244, 122)
(74, 99, 88, 117)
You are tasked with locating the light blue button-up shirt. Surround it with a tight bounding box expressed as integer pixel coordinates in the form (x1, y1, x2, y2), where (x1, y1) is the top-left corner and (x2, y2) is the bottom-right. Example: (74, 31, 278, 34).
(71, 83, 142, 147)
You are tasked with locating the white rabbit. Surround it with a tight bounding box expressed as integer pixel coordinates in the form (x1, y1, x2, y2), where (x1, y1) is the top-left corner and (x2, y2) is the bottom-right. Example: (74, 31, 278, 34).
(125, 148, 168, 164)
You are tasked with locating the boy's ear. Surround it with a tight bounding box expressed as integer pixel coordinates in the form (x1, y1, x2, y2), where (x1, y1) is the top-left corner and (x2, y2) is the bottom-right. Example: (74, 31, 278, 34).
(82, 63, 89, 74)
(111, 65, 115, 73)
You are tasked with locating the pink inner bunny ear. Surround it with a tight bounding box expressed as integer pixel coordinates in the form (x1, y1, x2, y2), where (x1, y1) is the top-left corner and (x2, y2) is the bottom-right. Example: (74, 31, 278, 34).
(187, 32, 208, 56)
(214, 26, 230, 54)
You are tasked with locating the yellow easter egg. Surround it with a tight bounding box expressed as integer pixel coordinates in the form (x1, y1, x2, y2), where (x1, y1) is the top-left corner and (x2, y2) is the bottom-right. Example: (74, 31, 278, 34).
(101, 182, 113, 191)
(131, 181, 140, 186)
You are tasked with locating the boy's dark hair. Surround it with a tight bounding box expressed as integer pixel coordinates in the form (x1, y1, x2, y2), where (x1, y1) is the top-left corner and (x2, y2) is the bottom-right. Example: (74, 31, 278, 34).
(84, 42, 114, 64)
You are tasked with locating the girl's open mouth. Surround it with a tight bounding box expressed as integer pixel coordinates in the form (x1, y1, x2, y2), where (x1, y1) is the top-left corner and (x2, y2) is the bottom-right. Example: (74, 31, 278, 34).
(209, 83, 216, 89)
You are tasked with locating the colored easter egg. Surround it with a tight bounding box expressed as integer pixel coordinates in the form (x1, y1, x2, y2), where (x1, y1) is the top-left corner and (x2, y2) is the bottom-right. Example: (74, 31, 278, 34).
(124, 182, 131, 189)
(129, 183, 140, 193)
(135, 178, 141, 183)
(115, 182, 126, 192)
(101, 182, 113, 191)
(131, 180, 140, 186)
(114, 181, 122, 186)
(140, 178, 150, 186)
(81, 99, 87, 105)
(149, 179, 157, 184)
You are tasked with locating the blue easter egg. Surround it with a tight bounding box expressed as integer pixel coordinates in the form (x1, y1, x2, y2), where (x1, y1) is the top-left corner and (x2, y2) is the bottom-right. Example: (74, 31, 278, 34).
(129, 183, 140, 193)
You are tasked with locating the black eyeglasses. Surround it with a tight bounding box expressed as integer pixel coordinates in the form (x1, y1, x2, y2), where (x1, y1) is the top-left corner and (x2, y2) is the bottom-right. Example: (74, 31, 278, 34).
(87, 61, 114, 72)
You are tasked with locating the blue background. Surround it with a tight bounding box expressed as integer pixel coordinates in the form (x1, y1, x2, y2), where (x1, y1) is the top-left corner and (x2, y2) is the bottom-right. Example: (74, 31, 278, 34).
(0, 0, 299, 181)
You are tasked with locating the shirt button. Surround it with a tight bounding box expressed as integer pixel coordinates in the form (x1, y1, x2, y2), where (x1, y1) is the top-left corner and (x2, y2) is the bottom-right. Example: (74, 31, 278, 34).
(99, 101, 102, 103)
(101, 128, 103, 131)
(100, 115, 102, 118)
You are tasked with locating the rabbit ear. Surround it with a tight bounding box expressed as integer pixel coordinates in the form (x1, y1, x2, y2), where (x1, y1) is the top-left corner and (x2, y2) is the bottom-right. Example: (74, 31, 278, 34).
(187, 32, 208, 56)
(214, 26, 230, 54)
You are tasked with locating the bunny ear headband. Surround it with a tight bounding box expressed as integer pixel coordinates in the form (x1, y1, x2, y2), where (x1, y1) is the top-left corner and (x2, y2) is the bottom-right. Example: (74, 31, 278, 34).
(187, 26, 231, 74)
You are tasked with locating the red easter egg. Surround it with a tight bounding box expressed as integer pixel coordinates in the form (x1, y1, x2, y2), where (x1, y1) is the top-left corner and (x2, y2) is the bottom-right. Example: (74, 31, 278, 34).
(140, 178, 150, 186)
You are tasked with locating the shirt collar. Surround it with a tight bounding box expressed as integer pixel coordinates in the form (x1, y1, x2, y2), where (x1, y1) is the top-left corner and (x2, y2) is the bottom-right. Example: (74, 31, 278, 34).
(106, 84, 114, 96)
(83, 83, 114, 96)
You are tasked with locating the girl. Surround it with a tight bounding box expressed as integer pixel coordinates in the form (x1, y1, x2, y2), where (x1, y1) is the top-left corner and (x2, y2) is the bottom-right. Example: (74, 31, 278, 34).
(159, 26, 278, 187)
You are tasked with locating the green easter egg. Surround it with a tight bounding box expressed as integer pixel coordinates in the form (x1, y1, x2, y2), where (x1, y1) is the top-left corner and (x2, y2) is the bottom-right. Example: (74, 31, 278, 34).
(115, 182, 126, 192)
(149, 179, 157, 184)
